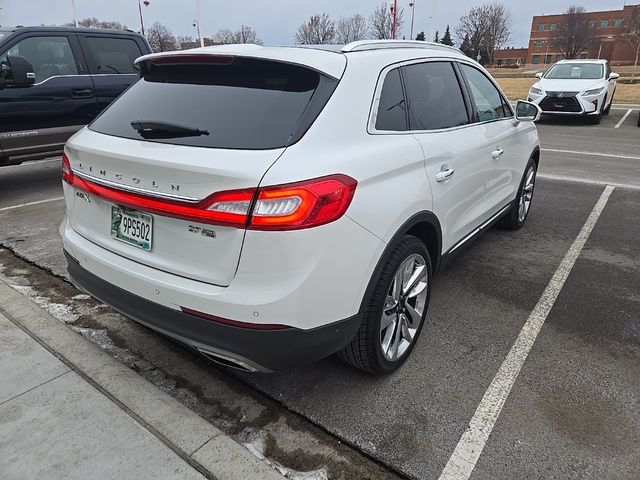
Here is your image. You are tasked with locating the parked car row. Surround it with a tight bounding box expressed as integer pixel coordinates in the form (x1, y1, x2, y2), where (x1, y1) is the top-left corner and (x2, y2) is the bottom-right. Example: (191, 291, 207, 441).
(0, 26, 151, 166)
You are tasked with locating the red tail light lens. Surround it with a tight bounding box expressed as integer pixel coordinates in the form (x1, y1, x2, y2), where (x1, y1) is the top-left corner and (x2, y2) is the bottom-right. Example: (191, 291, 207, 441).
(249, 175, 357, 230)
(63, 153, 356, 230)
(61, 153, 74, 184)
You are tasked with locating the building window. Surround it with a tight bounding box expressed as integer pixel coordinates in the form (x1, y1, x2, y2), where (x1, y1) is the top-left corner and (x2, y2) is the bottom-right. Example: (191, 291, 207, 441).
(600, 20, 609, 28)
(537, 23, 545, 31)
(550, 23, 558, 31)
(544, 55, 553, 64)
(614, 19, 623, 28)
(532, 55, 541, 64)
(588, 21, 596, 28)
(534, 40, 543, 47)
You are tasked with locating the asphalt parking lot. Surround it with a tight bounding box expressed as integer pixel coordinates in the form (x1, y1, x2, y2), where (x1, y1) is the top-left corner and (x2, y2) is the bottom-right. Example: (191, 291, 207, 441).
(1, 109, 639, 479)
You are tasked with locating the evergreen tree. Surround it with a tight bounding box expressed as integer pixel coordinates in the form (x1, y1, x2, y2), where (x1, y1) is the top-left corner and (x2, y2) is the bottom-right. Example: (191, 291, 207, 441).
(440, 25, 454, 46)
(434, 30, 439, 42)
(415, 31, 425, 41)
(460, 33, 473, 57)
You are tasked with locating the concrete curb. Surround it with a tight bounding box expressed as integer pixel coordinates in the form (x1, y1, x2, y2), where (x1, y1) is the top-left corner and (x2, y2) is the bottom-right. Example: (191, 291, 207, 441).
(0, 281, 284, 480)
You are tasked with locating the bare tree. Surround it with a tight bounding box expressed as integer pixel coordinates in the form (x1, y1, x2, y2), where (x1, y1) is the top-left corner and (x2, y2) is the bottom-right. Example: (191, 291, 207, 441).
(65, 17, 127, 29)
(336, 14, 368, 44)
(456, 3, 511, 64)
(369, 2, 404, 39)
(213, 26, 262, 45)
(627, 5, 640, 82)
(548, 6, 596, 60)
(213, 29, 235, 44)
(147, 22, 177, 52)
(295, 13, 335, 44)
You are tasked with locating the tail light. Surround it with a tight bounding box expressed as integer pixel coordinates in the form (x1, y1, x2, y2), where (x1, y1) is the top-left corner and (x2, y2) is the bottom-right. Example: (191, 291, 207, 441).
(63, 154, 356, 231)
(61, 153, 73, 184)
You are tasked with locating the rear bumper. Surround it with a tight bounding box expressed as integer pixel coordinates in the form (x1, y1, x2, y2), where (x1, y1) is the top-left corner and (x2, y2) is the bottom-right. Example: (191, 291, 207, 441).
(65, 250, 361, 372)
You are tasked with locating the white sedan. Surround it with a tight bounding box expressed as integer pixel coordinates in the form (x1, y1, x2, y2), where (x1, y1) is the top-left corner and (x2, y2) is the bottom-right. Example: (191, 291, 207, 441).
(528, 59, 619, 124)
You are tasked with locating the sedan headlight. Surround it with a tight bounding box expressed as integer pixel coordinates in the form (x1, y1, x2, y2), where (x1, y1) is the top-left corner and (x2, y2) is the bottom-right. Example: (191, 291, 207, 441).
(529, 87, 543, 96)
(582, 86, 605, 96)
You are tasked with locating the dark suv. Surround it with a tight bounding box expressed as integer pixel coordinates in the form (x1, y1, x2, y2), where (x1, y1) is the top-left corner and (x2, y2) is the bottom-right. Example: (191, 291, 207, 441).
(0, 27, 151, 166)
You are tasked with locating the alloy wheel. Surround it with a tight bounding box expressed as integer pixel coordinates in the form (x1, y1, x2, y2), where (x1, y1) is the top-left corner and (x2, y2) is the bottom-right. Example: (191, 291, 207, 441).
(518, 165, 536, 223)
(380, 254, 428, 362)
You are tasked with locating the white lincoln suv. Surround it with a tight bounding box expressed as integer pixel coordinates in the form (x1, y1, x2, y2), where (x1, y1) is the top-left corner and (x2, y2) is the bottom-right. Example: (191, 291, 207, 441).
(60, 40, 541, 374)
(528, 59, 619, 124)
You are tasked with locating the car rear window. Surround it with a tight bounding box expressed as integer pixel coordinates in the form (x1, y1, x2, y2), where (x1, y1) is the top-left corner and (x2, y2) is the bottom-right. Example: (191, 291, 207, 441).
(89, 57, 337, 150)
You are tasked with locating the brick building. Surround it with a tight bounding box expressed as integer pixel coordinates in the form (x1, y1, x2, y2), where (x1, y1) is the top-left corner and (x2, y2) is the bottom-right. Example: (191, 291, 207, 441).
(492, 47, 529, 67)
(527, 4, 640, 66)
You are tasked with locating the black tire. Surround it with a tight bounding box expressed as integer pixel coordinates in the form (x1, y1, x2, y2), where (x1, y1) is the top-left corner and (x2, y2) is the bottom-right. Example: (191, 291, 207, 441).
(501, 159, 537, 230)
(602, 95, 611, 116)
(589, 110, 602, 124)
(338, 235, 432, 375)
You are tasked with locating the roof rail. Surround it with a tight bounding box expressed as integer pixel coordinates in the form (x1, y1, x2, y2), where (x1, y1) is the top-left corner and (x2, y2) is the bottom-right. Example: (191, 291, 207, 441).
(342, 40, 462, 54)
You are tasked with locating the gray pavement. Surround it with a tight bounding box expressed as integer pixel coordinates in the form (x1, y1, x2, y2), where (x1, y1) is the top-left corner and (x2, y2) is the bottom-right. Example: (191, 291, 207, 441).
(0, 115, 639, 479)
(0, 282, 284, 480)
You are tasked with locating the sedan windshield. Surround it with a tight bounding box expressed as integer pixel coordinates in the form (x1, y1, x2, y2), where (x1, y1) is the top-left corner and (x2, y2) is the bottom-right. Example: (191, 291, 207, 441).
(544, 63, 604, 80)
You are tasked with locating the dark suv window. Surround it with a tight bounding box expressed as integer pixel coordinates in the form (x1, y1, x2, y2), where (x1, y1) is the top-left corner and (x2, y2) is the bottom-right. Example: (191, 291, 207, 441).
(0, 36, 78, 83)
(90, 58, 336, 150)
(84, 37, 142, 74)
(375, 68, 407, 131)
(402, 62, 469, 130)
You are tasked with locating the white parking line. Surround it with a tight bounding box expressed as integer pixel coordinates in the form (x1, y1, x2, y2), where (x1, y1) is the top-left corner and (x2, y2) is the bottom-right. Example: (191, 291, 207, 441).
(438, 185, 615, 480)
(542, 148, 640, 161)
(0, 197, 64, 212)
(614, 109, 633, 128)
(538, 173, 640, 191)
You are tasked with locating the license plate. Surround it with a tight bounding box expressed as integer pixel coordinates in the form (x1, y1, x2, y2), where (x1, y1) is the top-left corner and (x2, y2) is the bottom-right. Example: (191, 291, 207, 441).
(110, 206, 153, 251)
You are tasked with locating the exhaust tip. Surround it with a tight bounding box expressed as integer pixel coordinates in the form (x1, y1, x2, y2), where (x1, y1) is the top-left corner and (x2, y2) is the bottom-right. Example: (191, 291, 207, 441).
(196, 348, 258, 373)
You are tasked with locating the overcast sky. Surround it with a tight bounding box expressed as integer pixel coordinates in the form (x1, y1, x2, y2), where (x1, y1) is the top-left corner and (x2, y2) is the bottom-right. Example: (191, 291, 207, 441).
(0, 0, 633, 47)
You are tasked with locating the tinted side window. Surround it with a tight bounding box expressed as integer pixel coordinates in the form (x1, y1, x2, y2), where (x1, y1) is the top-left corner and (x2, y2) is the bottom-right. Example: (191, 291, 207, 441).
(0, 36, 78, 83)
(375, 68, 407, 131)
(402, 62, 469, 130)
(461, 64, 511, 122)
(84, 37, 142, 74)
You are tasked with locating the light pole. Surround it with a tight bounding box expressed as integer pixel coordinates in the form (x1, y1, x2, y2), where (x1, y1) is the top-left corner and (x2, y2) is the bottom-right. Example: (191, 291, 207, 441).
(409, 1, 416, 40)
(138, 0, 150, 36)
(597, 35, 614, 59)
(193, 20, 204, 47)
(390, 1, 398, 40)
(70, 0, 78, 27)
(195, 0, 204, 47)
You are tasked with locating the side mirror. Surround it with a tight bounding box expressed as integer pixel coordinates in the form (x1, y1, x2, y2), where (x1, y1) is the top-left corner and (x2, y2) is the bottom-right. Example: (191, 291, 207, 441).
(5, 55, 36, 86)
(535, 72, 543, 79)
(515, 100, 542, 122)
(609, 72, 620, 80)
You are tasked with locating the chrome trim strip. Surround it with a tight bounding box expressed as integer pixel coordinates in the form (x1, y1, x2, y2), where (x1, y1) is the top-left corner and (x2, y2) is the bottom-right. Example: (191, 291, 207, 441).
(72, 169, 200, 203)
(448, 204, 512, 254)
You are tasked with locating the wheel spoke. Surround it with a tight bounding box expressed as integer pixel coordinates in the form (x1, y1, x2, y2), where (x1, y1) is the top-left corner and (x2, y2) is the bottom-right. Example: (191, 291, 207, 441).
(384, 295, 398, 311)
(389, 320, 401, 360)
(400, 314, 412, 342)
(381, 311, 396, 331)
(402, 264, 426, 296)
(381, 317, 397, 355)
(405, 302, 422, 326)
(391, 268, 404, 301)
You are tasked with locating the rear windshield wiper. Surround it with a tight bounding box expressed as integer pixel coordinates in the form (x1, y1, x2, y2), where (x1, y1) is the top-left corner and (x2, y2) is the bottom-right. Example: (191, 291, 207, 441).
(130, 120, 209, 138)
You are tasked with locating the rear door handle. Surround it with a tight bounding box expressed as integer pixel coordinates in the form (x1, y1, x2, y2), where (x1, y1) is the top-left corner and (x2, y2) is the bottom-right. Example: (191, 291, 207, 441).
(435, 167, 455, 182)
(492, 148, 504, 159)
(71, 88, 94, 98)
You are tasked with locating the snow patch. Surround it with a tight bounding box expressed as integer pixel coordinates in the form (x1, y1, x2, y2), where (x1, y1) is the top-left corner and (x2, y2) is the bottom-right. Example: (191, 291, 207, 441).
(243, 433, 328, 480)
